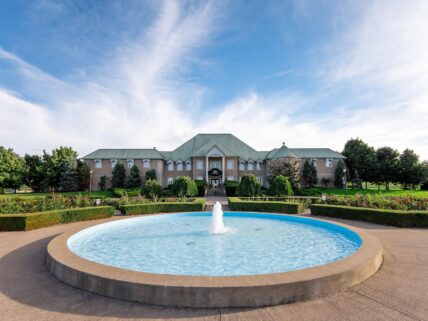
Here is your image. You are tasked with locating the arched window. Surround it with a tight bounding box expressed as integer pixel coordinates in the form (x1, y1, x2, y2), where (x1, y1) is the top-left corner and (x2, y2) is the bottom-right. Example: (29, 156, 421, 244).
(167, 160, 174, 171)
(177, 161, 183, 171)
(239, 161, 245, 171)
(95, 159, 102, 169)
(111, 159, 117, 168)
(185, 160, 191, 171)
(127, 159, 134, 168)
(248, 161, 254, 171)
(143, 159, 151, 168)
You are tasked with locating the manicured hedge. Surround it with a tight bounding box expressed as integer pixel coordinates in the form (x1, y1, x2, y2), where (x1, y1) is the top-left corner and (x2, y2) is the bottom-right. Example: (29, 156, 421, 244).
(310, 204, 428, 227)
(228, 197, 304, 214)
(120, 198, 206, 215)
(0, 206, 115, 231)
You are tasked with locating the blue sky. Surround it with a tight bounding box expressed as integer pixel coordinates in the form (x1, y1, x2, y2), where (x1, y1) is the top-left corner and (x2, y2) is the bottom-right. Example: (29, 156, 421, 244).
(0, 0, 427, 159)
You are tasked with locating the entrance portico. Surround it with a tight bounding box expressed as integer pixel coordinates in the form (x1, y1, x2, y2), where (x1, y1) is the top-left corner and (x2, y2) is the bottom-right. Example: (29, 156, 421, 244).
(205, 146, 225, 184)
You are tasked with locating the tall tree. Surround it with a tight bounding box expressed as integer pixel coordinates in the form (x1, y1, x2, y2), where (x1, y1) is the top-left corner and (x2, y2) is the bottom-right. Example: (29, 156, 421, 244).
(302, 160, 317, 188)
(398, 149, 425, 189)
(77, 161, 91, 191)
(111, 162, 126, 188)
(59, 161, 79, 192)
(42, 146, 79, 191)
(334, 159, 347, 188)
(266, 160, 300, 191)
(0, 147, 26, 193)
(126, 164, 141, 188)
(376, 147, 400, 190)
(23, 154, 45, 192)
(237, 174, 261, 197)
(342, 138, 377, 187)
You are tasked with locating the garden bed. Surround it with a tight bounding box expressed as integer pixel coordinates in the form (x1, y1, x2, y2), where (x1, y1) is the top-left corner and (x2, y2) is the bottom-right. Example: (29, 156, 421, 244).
(228, 197, 305, 214)
(120, 198, 206, 215)
(310, 204, 428, 227)
(0, 206, 115, 231)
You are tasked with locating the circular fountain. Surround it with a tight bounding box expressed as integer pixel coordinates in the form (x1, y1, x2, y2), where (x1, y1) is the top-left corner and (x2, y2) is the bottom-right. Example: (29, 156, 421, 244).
(46, 203, 382, 308)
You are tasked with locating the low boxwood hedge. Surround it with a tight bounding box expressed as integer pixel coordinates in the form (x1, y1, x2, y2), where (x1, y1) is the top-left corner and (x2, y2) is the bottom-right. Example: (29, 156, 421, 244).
(310, 204, 428, 227)
(228, 197, 304, 214)
(120, 198, 206, 215)
(0, 206, 115, 231)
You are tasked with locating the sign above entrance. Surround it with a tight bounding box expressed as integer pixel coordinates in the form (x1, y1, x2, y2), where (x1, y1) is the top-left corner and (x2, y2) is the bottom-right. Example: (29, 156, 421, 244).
(208, 168, 222, 176)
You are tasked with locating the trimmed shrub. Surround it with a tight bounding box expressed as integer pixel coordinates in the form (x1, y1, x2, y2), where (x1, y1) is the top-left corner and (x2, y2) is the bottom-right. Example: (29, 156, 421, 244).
(121, 198, 205, 215)
(310, 204, 428, 227)
(237, 174, 261, 197)
(228, 197, 304, 214)
(225, 180, 238, 196)
(112, 188, 140, 197)
(194, 179, 207, 197)
(268, 175, 294, 196)
(143, 179, 162, 200)
(0, 206, 114, 231)
(145, 169, 157, 181)
(172, 177, 198, 198)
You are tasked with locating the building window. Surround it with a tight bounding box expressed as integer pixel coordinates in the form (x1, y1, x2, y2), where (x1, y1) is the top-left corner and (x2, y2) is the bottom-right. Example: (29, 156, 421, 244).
(227, 176, 235, 181)
(127, 159, 134, 168)
(326, 159, 333, 168)
(239, 161, 245, 171)
(227, 159, 234, 169)
(210, 161, 219, 169)
(256, 162, 262, 171)
(196, 176, 203, 180)
(311, 158, 317, 167)
(248, 161, 254, 171)
(177, 161, 183, 171)
(197, 160, 203, 170)
(143, 159, 151, 168)
(95, 159, 102, 169)
(167, 161, 174, 171)
(111, 159, 117, 168)
(185, 161, 191, 171)
(167, 177, 174, 185)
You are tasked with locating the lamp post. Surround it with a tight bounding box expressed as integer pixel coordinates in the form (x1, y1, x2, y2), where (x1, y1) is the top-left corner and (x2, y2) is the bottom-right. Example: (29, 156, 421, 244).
(343, 168, 347, 196)
(89, 170, 93, 194)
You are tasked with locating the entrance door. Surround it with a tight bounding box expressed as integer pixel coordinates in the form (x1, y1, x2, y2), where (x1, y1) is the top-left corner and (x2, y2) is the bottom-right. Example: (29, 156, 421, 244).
(210, 179, 220, 186)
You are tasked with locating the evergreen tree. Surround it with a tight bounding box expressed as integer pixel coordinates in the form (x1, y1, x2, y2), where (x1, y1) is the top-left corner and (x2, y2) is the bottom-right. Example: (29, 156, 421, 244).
(237, 174, 261, 197)
(268, 175, 293, 196)
(99, 176, 108, 191)
(77, 161, 91, 191)
(145, 169, 157, 181)
(172, 176, 197, 198)
(376, 147, 400, 190)
(126, 164, 141, 188)
(302, 160, 317, 188)
(111, 162, 126, 188)
(334, 159, 346, 188)
(59, 161, 79, 192)
(42, 146, 78, 191)
(266, 160, 300, 191)
(398, 149, 425, 189)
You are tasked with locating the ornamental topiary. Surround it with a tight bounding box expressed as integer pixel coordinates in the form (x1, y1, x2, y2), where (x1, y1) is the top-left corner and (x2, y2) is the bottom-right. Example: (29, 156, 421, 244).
(237, 174, 261, 197)
(172, 176, 198, 198)
(268, 175, 294, 196)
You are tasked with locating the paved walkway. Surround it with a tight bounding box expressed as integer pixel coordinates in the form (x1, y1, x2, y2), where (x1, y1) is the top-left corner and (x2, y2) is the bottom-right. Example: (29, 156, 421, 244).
(205, 196, 229, 210)
(0, 216, 427, 321)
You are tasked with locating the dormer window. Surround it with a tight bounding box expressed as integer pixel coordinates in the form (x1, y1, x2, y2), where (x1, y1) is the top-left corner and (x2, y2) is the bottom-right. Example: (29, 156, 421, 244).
(111, 159, 117, 168)
(177, 161, 183, 171)
(167, 161, 174, 171)
(127, 159, 134, 168)
(239, 161, 245, 171)
(185, 160, 191, 171)
(326, 159, 333, 167)
(143, 159, 151, 168)
(248, 161, 254, 171)
(95, 159, 102, 169)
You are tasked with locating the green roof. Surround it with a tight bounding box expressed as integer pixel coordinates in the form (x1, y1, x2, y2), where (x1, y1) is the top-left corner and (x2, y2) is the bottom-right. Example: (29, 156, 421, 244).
(82, 134, 345, 160)
(82, 149, 164, 160)
(289, 148, 345, 159)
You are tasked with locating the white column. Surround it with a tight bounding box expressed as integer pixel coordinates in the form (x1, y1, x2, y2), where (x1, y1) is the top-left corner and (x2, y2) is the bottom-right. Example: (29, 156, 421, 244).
(205, 156, 208, 182)
(222, 156, 225, 184)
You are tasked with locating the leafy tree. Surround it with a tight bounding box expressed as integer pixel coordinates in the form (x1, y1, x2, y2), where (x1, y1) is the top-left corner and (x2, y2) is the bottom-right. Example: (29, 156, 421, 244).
(321, 177, 331, 188)
(237, 174, 261, 197)
(111, 162, 126, 188)
(302, 160, 317, 188)
(23, 154, 45, 192)
(42, 146, 78, 191)
(126, 164, 141, 188)
(342, 138, 377, 187)
(0, 147, 26, 193)
(143, 179, 162, 200)
(376, 147, 400, 190)
(77, 161, 91, 191)
(59, 161, 79, 192)
(145, 169, 157, 181)
(172, 176, 197, 198)
(334, 159, 347, 188)
(99, 175, 108, 191)
(266, 160, 300, 191)
(351, 169, 363, 189)
(268, 175, 294, 196)
(398, 149, 425, 189)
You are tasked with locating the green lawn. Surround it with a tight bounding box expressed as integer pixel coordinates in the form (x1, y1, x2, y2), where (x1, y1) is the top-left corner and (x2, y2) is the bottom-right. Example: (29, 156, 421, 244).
(0, 190, 116, 199)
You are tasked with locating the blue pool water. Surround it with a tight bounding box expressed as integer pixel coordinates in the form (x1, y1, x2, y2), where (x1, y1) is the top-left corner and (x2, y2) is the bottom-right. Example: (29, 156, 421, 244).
(68, 212, 362, 276)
